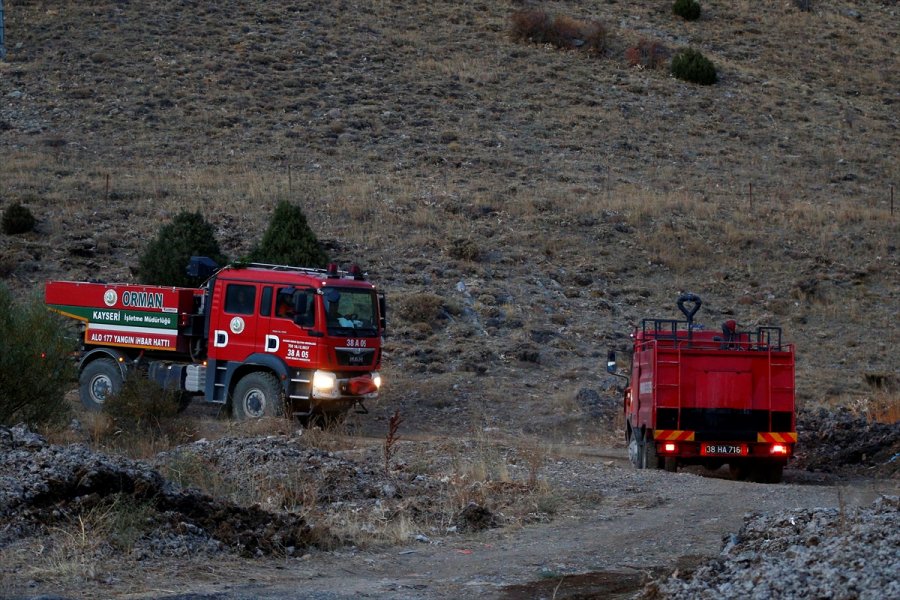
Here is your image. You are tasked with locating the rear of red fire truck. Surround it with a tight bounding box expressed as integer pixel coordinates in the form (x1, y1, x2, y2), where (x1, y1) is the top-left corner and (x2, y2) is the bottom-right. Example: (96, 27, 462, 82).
(609, 294, 796, 483)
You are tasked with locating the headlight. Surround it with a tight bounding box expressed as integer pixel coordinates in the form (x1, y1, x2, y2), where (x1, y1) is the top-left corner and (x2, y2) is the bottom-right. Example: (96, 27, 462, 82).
(372, 372, 382, 389)
(312, 370, 339, 399)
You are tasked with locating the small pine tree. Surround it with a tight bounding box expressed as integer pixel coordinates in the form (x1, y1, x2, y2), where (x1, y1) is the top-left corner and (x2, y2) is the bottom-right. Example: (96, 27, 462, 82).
(2, 202, 37, 235)
(251, 201, 328, 268)
(673, 0, 702, 21)
(671, 48, 718, 85)
(139, 211, 227, 287)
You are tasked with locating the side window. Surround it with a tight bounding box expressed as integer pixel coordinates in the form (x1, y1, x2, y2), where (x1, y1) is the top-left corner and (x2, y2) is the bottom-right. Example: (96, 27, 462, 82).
(224, 284, 256, 315)
(260, 286, 272, 317)
(276, 287, 315, 327)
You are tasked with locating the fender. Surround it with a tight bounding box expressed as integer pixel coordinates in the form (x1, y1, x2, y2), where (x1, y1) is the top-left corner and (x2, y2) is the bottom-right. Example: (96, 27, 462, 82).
(79, 347, 129, 380)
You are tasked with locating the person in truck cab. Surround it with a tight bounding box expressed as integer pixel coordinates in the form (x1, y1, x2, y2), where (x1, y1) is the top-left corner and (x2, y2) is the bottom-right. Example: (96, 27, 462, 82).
(276, 295, 294, 319)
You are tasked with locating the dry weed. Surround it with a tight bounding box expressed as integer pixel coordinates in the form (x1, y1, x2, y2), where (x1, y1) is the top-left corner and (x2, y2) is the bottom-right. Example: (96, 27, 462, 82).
(324, 505, 416, 548)
(22, 494, 154, 582)
(847, 391, 900, 425)
(161, 451, 235, 498)
(511, 10, 607, 53)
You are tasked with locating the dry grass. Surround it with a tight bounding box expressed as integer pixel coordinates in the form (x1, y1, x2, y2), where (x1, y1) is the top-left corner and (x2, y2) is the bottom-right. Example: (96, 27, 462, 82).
(511, 10, 607, 54)
(625, 39, 669, 70)
(323, 507, 417, 548)
(17, 494, 155, 583)
(847, 390, 900, 425)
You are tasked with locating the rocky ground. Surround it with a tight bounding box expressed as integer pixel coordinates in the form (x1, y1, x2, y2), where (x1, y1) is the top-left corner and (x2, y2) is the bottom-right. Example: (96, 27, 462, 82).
(642, 496, 900, 600)
(1, 406, 897, 599)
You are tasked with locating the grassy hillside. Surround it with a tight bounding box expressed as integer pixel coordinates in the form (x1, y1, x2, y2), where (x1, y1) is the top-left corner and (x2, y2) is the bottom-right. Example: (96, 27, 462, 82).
(1, 0, 897, 435)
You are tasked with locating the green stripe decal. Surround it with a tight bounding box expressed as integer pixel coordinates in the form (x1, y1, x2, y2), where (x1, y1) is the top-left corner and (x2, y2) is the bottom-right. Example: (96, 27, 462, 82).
(49, 305, 179, 329)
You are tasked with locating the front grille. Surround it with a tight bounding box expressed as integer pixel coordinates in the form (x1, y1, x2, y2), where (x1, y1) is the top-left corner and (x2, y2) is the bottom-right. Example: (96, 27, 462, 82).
(335, 348, 376, 367)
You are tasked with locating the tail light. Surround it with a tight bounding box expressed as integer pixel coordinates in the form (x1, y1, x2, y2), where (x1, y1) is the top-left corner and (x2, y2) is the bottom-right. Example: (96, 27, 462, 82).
(770, 444, 789, 455)
(663, 443, 677, 453)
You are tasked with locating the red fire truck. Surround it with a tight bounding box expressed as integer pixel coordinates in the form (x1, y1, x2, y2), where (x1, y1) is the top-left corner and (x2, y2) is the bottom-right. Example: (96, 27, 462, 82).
(45, 259, 385, 420)
(609, 294, 796, 483)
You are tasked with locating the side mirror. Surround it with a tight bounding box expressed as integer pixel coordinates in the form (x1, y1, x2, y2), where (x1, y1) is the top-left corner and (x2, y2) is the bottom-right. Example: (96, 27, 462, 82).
(293, 293, 307, 315)
(606, 350, 617, 374)
(378, 293, 387, 333)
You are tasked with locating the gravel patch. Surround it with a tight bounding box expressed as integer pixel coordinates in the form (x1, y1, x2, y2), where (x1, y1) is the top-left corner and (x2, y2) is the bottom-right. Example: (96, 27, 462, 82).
(643, 496, 900, 599)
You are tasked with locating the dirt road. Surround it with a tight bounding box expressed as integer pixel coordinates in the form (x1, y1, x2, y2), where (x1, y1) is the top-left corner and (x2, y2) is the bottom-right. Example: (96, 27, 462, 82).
(111, 462, 897, 600)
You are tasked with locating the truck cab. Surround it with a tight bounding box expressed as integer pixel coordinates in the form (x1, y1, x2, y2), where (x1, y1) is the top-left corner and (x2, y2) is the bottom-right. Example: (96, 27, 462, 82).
(203, 263, 384, 419)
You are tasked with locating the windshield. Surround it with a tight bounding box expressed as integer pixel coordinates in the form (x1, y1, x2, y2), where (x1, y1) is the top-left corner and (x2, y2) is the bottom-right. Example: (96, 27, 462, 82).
(323, 287, 378, 336)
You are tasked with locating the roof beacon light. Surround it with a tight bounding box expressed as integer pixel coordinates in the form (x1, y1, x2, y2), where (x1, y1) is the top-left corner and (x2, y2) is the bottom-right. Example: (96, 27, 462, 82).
(349, 264, 364, 280)
(327, 263, 339, 278)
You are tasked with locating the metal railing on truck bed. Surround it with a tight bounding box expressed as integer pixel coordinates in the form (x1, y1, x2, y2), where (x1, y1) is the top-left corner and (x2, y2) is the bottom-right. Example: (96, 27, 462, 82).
(639, 318, 785, 352)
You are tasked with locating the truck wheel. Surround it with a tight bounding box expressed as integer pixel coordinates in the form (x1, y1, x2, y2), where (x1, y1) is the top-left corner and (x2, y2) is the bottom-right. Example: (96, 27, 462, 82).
(627, 430, 642, 469)
(79, 358, 123, 411)
(232, 372, 284, 420)
(663, 457, 678, 473)
(642, 432, 662, 470)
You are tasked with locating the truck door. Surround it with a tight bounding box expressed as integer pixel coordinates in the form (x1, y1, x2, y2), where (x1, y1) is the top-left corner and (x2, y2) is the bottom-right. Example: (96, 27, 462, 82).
(212, 282, 260, 362)
(262, 286, 320, 367)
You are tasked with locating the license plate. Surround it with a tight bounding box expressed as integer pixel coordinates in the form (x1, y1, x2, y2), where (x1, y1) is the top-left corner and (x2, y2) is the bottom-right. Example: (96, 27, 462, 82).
(701, 443, 748, 456)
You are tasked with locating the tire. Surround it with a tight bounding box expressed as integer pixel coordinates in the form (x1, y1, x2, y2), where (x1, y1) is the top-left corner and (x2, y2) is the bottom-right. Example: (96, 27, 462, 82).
(643, 432, 662, 470)
(663, 457, 678, 473)
(627, 428, 643, 469)
(78, 358, 123, 411)
(231, 372, 284, 420)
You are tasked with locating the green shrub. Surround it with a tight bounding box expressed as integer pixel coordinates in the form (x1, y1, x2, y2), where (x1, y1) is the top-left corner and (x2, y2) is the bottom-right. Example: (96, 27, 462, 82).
(673, 0, 701, 21)
(2, 202, 36, 235)
(0, 285, 75, 427)
(250, 200, 328, 268)
(138, 211, 227, 287)
(671, 48, 717, 85)
(449, 238, 482, 261)
(102, 376, 179, 434)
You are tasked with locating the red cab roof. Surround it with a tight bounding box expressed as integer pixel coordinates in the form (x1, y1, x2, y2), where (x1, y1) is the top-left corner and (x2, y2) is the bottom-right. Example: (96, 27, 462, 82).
(216, 265, 376, 290)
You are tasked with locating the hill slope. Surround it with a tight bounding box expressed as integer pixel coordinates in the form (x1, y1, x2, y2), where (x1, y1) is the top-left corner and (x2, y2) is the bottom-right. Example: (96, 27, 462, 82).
(1, 0, 897, 434)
